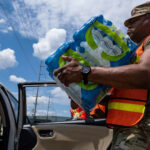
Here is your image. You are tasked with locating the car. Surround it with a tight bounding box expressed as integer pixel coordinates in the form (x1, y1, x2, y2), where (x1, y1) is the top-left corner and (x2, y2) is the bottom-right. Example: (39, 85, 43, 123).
(0, 81, 113, 150)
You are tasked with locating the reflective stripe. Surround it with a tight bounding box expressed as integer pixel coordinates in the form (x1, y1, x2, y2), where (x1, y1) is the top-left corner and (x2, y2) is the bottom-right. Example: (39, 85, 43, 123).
(77, 111, 84, 117)
(72, 109, 84, 118)
(106, 36, 150, 126)
(135, 36, 150, 63)
(108, 102, 145, 113)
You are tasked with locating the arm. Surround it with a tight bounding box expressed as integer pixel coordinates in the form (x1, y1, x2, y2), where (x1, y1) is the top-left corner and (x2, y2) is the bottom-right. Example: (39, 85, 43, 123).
(54, 46, 150, 89)
(89, 46, 150, 89)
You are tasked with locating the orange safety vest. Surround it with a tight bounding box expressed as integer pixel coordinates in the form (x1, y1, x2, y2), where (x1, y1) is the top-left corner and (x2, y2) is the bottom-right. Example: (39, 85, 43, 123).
(106, 36, 150, 127)
(90, 104, 105, 115)
(70, 107, 87, 120)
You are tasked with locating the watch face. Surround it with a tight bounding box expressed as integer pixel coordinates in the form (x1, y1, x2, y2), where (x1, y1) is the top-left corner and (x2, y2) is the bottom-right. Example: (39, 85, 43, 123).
(82, 66, 91, 74)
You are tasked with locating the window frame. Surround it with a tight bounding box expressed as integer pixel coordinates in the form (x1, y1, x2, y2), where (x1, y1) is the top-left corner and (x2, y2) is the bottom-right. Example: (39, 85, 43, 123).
(18, 81, 107, 126)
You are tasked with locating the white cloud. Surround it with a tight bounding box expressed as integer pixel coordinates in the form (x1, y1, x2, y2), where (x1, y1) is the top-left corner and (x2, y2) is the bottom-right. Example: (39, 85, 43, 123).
(50, 87, 69, 101)
(9, 75, 26, 83)
(27, 95, 49, 105)
(27, 107, 70, 117)
(27, 109, 57, 116)
(26, 87, 71, 117)
(10, 0, 146, 39)
(36, 110, 57, 116)
(0, 18, 10, 33)
(8, 26, 13, 31)
(27, 88, 70, 106)
(0, 29, 8, 33)
(63, 110, 68, 114)
(26, 87, 69, 113)
(0, 19, 5, 24)
(26, 94, 70, 117)
(33, 28, 66, 59)
(0, 27, 12, 33)
(0, 48, 17, 69)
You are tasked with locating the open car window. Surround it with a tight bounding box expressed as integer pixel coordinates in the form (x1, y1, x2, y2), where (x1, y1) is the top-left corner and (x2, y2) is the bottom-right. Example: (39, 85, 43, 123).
(26, 85, 72, 124)
(20, 82, 106, 125)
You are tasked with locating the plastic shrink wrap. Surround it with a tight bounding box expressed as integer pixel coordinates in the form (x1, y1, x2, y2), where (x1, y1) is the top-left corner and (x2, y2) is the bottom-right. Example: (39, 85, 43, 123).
(45, 15, 137, 113)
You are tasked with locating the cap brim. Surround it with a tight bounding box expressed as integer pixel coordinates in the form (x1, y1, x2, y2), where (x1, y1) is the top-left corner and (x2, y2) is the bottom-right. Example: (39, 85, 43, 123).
(124, 13, 146, 26)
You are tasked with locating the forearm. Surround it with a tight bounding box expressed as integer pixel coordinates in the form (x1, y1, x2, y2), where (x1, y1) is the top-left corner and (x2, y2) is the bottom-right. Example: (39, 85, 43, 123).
(54, 52, 150, 88)
(88, 64, 150, 89)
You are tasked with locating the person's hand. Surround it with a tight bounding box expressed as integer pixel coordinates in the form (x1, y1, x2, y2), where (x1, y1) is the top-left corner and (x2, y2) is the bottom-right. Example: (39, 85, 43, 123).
(54, 56, 82, 86)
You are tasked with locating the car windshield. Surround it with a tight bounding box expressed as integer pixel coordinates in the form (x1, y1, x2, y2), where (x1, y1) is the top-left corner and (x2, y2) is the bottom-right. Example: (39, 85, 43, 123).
(7, 92, 18, 121)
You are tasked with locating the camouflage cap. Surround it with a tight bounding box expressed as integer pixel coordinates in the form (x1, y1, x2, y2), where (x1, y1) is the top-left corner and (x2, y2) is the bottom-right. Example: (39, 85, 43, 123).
(124, 1, 150, 26)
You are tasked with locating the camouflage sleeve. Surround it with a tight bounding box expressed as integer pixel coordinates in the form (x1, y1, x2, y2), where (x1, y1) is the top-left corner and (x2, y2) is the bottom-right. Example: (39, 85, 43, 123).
(144, 36, 150, 50)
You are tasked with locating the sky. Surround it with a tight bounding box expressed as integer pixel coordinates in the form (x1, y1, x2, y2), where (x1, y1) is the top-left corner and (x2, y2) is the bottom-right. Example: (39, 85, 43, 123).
(0, 0, 146, 118)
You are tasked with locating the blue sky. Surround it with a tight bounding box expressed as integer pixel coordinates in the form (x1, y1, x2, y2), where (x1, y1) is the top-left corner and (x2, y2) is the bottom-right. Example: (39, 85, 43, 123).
(0, 0, 146, 117)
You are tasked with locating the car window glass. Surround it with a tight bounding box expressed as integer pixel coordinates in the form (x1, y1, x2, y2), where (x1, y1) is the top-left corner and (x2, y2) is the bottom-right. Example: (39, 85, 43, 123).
(26, 86, 71, 124)
(7, 92, 18, 121)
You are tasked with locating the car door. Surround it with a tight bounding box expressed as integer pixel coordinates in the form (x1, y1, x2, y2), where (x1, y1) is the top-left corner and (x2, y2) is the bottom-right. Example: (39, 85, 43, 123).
(0, 84, 18, 150)
(18, 81, 113, 150)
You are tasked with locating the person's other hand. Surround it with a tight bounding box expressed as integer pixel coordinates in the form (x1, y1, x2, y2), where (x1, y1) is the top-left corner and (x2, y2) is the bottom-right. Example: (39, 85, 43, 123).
(54, 56, 82, 86)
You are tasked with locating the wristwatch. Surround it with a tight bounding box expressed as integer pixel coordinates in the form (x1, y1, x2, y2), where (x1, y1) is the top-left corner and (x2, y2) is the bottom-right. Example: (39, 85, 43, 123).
(81, 66, 91, 84)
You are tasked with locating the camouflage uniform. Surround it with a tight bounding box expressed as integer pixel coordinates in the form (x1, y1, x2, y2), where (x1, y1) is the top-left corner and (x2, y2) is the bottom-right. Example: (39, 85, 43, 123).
(110, 109, 150, 150)
(110, 39, 150, 150)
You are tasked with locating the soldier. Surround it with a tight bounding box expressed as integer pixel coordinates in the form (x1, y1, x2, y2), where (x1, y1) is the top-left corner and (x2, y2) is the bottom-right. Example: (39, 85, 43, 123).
(54, 2, 150, 150)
